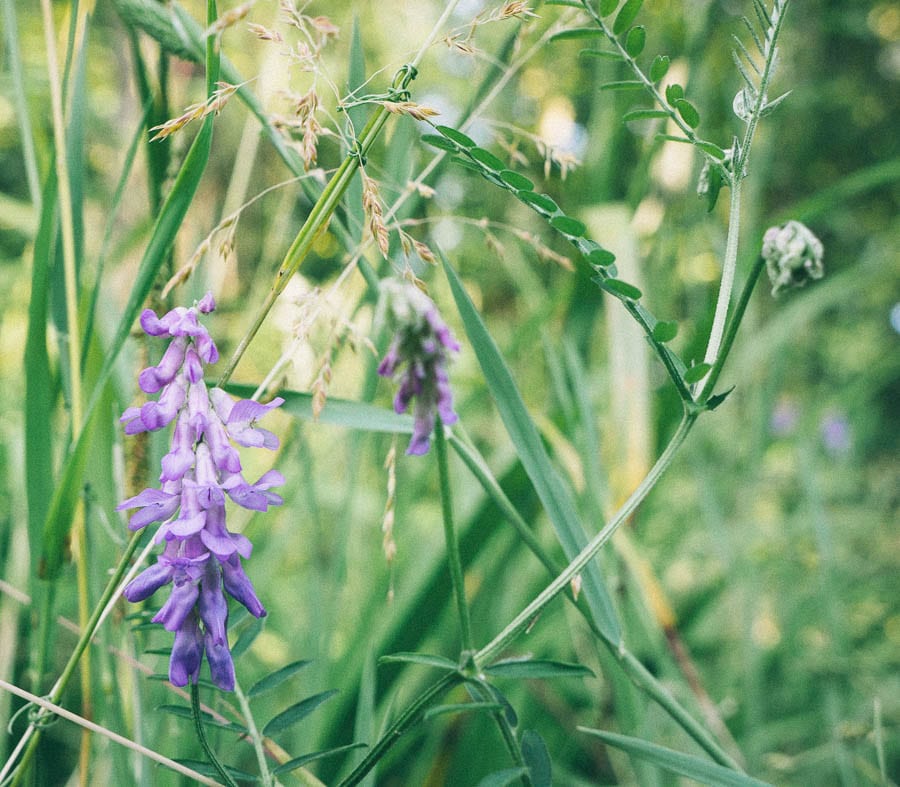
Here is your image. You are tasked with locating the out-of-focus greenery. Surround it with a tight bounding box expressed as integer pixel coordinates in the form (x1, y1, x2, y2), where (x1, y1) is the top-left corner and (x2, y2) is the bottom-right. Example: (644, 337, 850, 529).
(0, 1, 897, 785)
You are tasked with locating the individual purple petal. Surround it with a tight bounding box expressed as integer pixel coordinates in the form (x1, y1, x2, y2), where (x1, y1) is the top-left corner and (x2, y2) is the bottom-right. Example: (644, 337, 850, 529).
(408, 403, 436, 456)
(222, 554, 266, 618)
(199, 505, 239, 560)
(377, 341, 400, 377)
(197, 291, 216, 313)
(153, 570, 200, 632)
(226, 398, 284, 449)
(198, 561, 228, 646)
(160, 413, 196, 482)
(121, 406, 148, 436)
(205, 418, 242, 474)
(169, 610, 203, 687)
(205, 630, 235, 691)
(139, 308, 169, 336)
(159, 484, 206, 540)
(194, 329, 219, 364)
(193, 443, 226, 508)
(182, 346, 204, 384)
(140, 376, 187, 431)
(117, 487, 180, 531)
(123, 561, 174, 602)
(222, 470, 284, 511)
(161, 306, 201, 337)
(139, 337, 187, 394)
(209, 387, 235, 423)
(187, 381, 211, 437)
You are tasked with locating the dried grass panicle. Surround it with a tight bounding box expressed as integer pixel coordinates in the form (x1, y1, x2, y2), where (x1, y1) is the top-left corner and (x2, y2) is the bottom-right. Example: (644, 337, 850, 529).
(311, 355, 331, 420)
(363, 175, 390, 258)
(382, 441, 398, 566)
(247, 22, 283, 43)
(206, 0, 254, 37)
(513, 227, 574, 270)
(149, 82, 239, 141)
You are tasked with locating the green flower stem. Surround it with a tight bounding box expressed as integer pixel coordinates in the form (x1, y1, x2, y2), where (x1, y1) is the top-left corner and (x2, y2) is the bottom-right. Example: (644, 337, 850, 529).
(698, 252, 767, 404)
(217, 65, 417, 388)
(436, 426, 473, 653)
(192, 683, 239, 787)
(473, 412, 696, 669)
(702, 176, 744, 370)
(5, 532, 144, 787)
(337, 671, 463, 787)
(234, 679, 272, 787)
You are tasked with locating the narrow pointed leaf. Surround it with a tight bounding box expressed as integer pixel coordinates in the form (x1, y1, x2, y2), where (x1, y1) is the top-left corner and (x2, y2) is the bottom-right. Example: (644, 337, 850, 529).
(421, 133, 457, 152)
(522, 730, 552, 787)
(379, 652, 459, 670)
(247, 660, 312, 698)
(470, 146, 506, 172)
(484, 659, 594, 680)
(549, 27, 605, 42)
(423, 702, 504, 721)
(600, 80, 645, 91)
(272, 743, 368, 776)
(476, 769, 529, 787)
(263, 689, 340, 736)
(443, 255, 622, 644)
(230, 616, 264, 660)
(579, 49, 624, 60)
(623, 108, 669, 122)
(578, 729, 772, 786)
(157, 705, 248, 734)
(436, 125, 476, 148)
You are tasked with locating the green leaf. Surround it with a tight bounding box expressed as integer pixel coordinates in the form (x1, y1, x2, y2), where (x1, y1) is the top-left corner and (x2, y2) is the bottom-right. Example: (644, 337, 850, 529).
(469, 146, 506, 171)
(549, 215, 586, 237)
(624, 25, 646, 56)
(622, 108, 669, 122)
(651, 320, 679, 342)
(379, 652, 459, 671)
(247, 660, 312, 698)
(175, 759, 260, 782)
(706, 386, 735, 411)
(421, 133, 458, 152)
(674, 98, 700, 128)
(484, 659, 594, 680)
(549, 27, 605, 42)
(443, 256, 621, 644)
(499, 169, 534, 191)
(683, 362, 712, 384)
(436, 124, 476, 148)
(578, 729, 773, 786)
(599, 278, 643, 300)
(697, 140, 727, 160)
(587, 248, 617, 267)
(665, 83, 684, 103)
(271, 744, 367, 776)
(613, 0, 643, 35)
(522, 730, 552, 787)
(600, 80, 645, 91)
(599, 0, 619, 15)
(263, 690, 340, 736)
(649, 54, 670, 81)
(423, 702, 504, 721)
(579, 49, 624, 60)
(157, 705, 248, 734)
(225, 383, 414, 434)
(476, 769, 530, 787)
(517, 191, 559, 215)
(545, 0, 584, 6)
(230, 616, 264, 660)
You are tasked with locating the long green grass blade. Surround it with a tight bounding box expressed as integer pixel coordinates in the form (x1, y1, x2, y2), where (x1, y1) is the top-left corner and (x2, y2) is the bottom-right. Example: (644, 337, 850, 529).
(442, 254, 622, 645)
(578, 729, 769, 786)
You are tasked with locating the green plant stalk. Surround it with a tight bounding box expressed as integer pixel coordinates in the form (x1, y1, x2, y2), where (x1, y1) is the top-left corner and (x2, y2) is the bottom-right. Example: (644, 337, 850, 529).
(337, 671, 462, 787)
(5, 533, 143, 786)
(217, 65, 417, 387)
(473, 412, 696, 668)
(702, 176, 744, 369)
(436, 426, 473, 653)
(191, 683, 239, 787)
(468, 680, 530, 785)
(234, 679, 273, 787)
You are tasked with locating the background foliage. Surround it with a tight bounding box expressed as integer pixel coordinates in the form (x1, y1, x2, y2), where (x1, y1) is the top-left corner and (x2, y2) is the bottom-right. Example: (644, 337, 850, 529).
(0, 0, 898, 785)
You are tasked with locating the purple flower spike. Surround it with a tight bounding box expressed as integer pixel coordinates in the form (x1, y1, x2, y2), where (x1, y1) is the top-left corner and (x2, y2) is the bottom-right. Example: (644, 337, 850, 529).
(376, 280, 460, 456)
(118, 293, 283, 691)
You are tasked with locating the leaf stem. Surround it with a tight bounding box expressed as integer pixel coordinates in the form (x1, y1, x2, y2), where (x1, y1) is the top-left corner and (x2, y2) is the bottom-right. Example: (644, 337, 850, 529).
(436, 426, 473, 653)
(234, 678, 273, 787)
(192, 683, 239, 787)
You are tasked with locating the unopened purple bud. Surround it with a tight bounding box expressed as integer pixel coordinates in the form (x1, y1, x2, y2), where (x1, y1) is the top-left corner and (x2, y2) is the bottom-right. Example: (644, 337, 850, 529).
(183, 346, 204, 384)
(197, 291, 216, 313)
(139, 308, 170, 337)
(169, 610, 203, 687)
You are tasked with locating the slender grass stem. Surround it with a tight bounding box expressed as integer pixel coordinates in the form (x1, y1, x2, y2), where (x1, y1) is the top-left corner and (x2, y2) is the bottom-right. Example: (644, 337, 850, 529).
(234, 679, 273, 787)
(435, 426, 472, 653)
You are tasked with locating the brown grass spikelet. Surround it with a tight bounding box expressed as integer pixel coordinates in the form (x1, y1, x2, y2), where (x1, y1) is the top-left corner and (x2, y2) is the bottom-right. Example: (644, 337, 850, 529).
(149, 82, 238, 141)
(382, 440, 398, 572)
(408, 180, 435, 199)
(311, 355, 332, 420)
(492, 2, 539, 21)
(380, 101, 440, 121)
(362, 175, 390, 258)
(206, 1, 254, 37)
(247, 22, 283, 42)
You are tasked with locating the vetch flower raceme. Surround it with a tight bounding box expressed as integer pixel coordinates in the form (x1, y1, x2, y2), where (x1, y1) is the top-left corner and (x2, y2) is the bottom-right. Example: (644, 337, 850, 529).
(118, 293, 283, 691)
(376, 280, 460, 455)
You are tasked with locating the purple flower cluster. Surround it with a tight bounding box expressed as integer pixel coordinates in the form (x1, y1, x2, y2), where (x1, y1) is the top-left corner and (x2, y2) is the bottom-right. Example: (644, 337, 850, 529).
(118, 293, 283, 690)
(377, 280, 459, 456)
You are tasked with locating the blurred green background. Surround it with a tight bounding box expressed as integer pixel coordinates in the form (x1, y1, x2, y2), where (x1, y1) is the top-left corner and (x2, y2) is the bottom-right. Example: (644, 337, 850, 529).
(0, 0, 897, 784)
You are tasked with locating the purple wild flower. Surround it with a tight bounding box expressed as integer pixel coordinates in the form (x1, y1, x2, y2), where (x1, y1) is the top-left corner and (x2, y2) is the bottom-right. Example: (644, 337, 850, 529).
(118, 293, 282, 690)
(376, 279, 460, 455)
